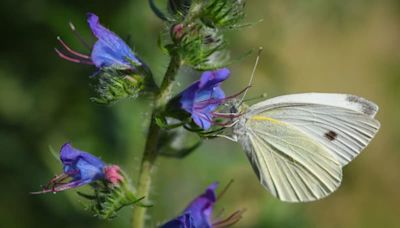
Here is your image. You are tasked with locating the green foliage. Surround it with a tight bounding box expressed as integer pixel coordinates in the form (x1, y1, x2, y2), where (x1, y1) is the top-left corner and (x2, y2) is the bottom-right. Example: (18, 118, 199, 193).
(78, 176, 148, 219)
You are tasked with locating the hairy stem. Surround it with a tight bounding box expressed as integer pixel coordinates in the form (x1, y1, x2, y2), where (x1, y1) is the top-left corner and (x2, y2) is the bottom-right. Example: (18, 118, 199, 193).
(132, 54, 181, 228)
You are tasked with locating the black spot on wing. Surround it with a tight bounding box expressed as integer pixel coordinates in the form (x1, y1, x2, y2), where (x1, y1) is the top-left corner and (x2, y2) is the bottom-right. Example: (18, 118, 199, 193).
(324, 131, 338, 141)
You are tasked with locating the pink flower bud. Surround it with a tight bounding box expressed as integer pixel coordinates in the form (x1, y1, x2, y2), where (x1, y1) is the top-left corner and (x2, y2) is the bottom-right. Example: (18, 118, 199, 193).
(171, 23, 185, 40)
(104, 165, 124, 185)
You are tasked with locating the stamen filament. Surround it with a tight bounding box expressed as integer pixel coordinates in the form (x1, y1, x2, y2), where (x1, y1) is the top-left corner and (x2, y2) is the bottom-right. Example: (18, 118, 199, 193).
(212, 209, 246, 228)
(55, 48, 94, 65)
(217, 179, 234, 200)
(69, 22, 92, 51)
(57, 36, 90, 59)
(44, 173, 69, 189)
(195, 85, 251, 109)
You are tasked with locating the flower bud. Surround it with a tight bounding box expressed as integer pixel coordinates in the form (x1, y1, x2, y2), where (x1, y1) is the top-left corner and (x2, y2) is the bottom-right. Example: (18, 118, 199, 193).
(171, 23, 185, 42)
(104, 165, 124, 185)
(175, 23, 229, 70)
(201, 0, 246, 29)
(90, 68, 145, 104)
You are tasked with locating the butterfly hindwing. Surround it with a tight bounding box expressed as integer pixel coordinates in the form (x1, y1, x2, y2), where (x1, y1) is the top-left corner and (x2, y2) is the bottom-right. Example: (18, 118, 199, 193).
(239, 115, 342, 202)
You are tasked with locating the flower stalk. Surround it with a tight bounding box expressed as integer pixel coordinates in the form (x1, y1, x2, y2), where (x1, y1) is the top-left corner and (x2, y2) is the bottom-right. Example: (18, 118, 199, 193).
(132, 54, 181, 228)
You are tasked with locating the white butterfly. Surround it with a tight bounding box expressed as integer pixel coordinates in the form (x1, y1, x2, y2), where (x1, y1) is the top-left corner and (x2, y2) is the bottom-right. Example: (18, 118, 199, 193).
(227, 93, 380, 202)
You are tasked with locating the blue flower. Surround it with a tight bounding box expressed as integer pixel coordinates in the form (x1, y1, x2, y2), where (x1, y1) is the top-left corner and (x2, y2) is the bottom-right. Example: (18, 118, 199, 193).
(161, 183, 244, 228)
(60, 143, 106, 188)
(162, 183, 217, 228)
(87, 13, 141, 69)
(180, 68, 230, 130)
(32, 143, 115, 194)
(55, 13, 141, 70)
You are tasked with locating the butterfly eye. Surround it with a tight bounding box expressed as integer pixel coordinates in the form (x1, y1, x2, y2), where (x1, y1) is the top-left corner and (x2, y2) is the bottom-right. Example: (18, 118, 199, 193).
(230, 106, 238, 114)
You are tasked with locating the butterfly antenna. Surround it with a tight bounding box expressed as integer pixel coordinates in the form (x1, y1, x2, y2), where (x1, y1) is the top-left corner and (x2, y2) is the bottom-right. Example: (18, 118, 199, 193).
(239, 47, 263, 105)
(243, 93, 268, 103)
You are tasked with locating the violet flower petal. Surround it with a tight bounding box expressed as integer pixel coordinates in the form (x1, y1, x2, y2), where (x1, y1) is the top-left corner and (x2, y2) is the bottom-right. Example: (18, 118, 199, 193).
(199, 68, 230, 88)
(182, 183, 218, 228)
(160, 183, 218, 228)
(60, 143, 105, 183)
(180, 68, 229, 130)
(87, 13, 140, 68)
(161, 213, 194, 228)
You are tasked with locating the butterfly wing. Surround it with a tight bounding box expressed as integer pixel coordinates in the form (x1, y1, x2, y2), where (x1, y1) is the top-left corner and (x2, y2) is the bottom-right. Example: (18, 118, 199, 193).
(238, 116, 342, 202)
(248, 93, 380, 166)
(236, 93, 380, 202)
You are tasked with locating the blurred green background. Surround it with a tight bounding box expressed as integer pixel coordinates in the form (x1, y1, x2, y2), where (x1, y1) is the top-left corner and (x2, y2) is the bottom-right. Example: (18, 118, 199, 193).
(1, 0, 399, 227)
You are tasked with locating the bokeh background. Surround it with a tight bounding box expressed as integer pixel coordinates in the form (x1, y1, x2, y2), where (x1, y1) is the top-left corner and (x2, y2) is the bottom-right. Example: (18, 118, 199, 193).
(1, 0, 399, 227)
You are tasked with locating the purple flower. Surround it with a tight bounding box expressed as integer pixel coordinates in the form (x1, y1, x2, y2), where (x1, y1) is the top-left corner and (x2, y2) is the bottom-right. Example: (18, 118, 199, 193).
(87, 13, 141, 69)
(180, 68, 230, 130)
(55, 13, 141, 70)
(32, 143, 120, 194)
(161, 183, 244, 228)
(162, 183, 217, 228)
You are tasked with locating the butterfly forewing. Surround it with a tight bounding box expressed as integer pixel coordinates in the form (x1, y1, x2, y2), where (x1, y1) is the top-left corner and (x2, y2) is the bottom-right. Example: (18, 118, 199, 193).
(250, 93, 378, 118)
(248, 93, 380, 166)
(238, 115, 342, 202)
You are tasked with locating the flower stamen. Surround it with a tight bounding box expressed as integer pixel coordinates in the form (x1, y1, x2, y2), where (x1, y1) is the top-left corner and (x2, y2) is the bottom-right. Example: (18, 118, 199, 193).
(195, 85, 251, 108)
(68, 22, 93, 51)
(57, 36, 91, 59)
(217, 179, 234, 200)
(212, 209, 246, 228)
(44, 173, 69, 190)
(54, 48, 94, 65)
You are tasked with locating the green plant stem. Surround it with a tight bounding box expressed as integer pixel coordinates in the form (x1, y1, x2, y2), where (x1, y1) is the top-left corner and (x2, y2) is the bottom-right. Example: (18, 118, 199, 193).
(132, 54, 181, 228)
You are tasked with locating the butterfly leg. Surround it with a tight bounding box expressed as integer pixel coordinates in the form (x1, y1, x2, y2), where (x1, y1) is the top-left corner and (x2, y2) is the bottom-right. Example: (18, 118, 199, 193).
(216, 134, 238, 142)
